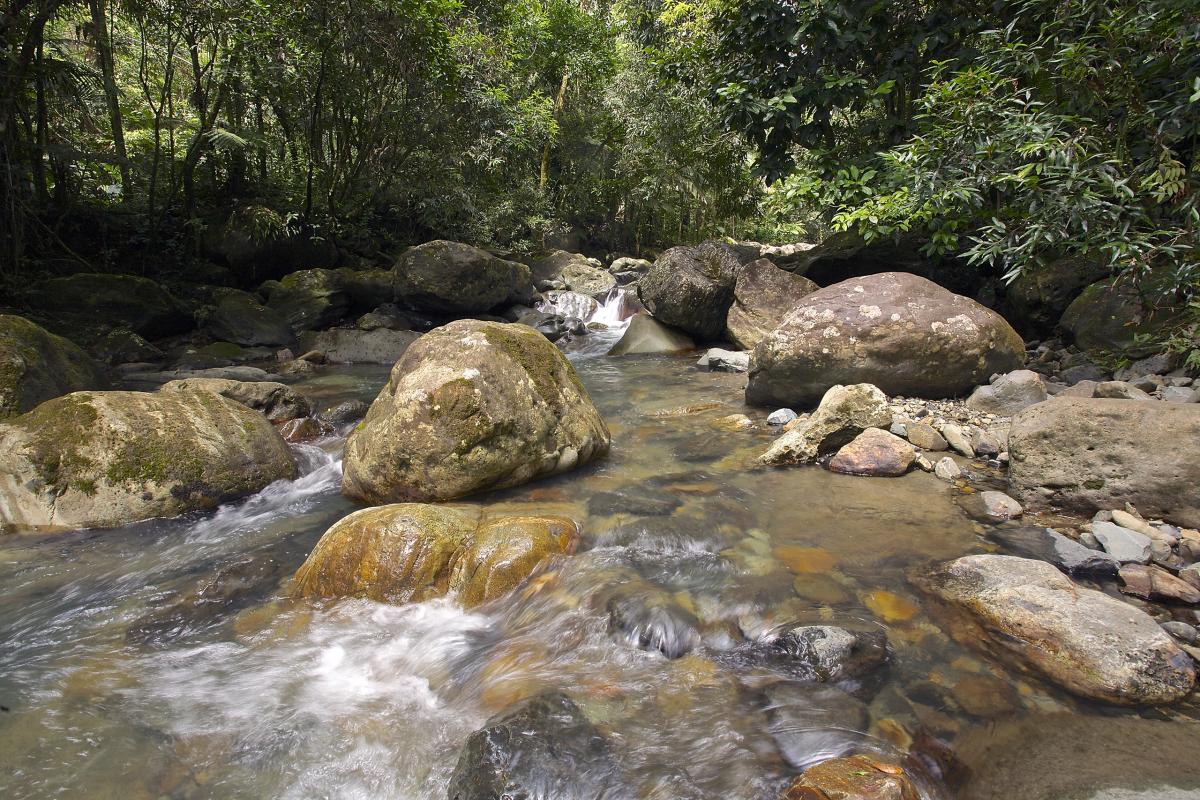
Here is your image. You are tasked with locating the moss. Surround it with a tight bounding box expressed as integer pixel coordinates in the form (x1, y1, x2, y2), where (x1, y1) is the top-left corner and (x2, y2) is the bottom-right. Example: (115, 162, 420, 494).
(1083, 478, 1106, 490)
(480, 324, 584, 408)
(18, 393, 101, 492)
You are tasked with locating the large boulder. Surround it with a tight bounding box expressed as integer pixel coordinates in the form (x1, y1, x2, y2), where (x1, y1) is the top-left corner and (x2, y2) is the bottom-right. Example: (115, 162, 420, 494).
(292, 504, 578, 606)
(446, 692, 628, 800)
(529, 249, 597, 283)
(31, 273, 191, 337)
(1008, 397, 1200, 527)
(1059, 277, 1181, 356)
(0, 314, 108, 419)
(0, 390, 295, 531)
(636, 241, 742, 341)
(608, 313, 695, 356)
(760, 383, 892, 465)
(746, 272, 1025, 407)
(725, 258, 819, 349)
(297, 328, 420, 364)
(342, 320, 609, 503)
(158, 377, 311, 422)
(914, 554, 1195, 705)
(264, 269, 351, 332)
(202, 291, 295, 346)
(334, 268, 396, 314)
(394, 240, 532, 314)
(1000, 254, 1110, 337)
(561, 261, 616, 298)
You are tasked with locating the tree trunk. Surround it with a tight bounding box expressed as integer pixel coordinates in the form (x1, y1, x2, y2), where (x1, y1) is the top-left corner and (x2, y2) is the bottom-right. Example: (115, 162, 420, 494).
(539, 70, 569, 191)
(90, 0, 131, 196)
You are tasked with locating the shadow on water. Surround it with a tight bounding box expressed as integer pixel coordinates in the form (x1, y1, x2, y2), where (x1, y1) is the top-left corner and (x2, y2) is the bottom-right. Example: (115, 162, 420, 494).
(1, 332, 1198, 799)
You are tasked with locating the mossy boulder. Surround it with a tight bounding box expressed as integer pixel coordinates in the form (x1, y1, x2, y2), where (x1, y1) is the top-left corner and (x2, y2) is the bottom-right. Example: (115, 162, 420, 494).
(264, 268, 351, 333)
(90, 327, 164, 366)
(637, 241, 742, 341)
(342, 320, 609, 503)
(0, 390, 295, 531)
(202, 291, 295, 346)
(1001, 254, 1110, 337)
(335, 267, 397, 313)
(561, 260, 616, 298)
(747, 272, 1025, 408)
(1059, 277, 1182, 357)
(394, 240, 533, 314)
(0, 314, 109, 419)
(292, 504, 579, 606)
(30, 273, 192, 337)
(158, 377, 312, 422)
(725, 257, 820, 349)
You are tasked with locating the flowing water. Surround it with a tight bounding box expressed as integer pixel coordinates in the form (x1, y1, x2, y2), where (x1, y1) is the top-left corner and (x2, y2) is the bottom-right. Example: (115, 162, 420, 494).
(3, 299, 1200, 799)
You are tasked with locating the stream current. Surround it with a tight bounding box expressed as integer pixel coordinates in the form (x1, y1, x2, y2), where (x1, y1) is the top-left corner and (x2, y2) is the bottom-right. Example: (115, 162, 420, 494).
(4, 305, 1200, 800)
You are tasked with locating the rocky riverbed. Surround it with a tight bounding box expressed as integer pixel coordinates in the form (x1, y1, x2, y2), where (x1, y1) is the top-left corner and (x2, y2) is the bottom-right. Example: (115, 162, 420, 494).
(2, 240, 1199, 800)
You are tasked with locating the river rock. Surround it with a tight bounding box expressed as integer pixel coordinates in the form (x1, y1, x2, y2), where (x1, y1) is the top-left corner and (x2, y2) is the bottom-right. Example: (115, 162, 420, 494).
(609, 256, 653, 284)
(1162, 386, 1200, 403)
(767, 408, 798, 426)
(0, 390, 295, 530)
(1119, 563, 1200, 604)
(297, 328, 420, 364)
(1094, 380, 1153, 401)
(203, 292, 295, 346)
(914, 554, 1195, 704)
(637, 241, 741, 341)
(1092, 521, 1153, 564)
(608, 313, 695, 355)
(446, 692, 628, 800)
(746, 272, 1025, 407)
(264, 268, 351, 332)
(732, 624, 888, 682)
(828, 428, 915, 477)
(30, 273, 192, 337)
(725, 258, 819, 350)
(0, 314, 109, 419)
(967, 370, 1047, 415)
(342, 320, 609, 503)
(607, 584, 701, 658)
(90, 327, 164, 366)
(394, 240, 532, 314)
(987, 526, 1119, 576)
(761, 383, 892, 465)
(904, 421, 947, 452)
(933, 456, 961, 481)
(963, 491, 1023, 521)
(561, 260, 617, 298)
(782, 755, 920, 800)
(293, 504, 578, 606)
(1007, 397, 1200, 527)
(320, 399, 369, 426)
(702, 348, 750, 373)
(158, 377, 311, 422)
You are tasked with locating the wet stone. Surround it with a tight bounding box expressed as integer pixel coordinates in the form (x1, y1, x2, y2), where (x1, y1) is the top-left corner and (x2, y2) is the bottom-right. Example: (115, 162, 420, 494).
(607, 586, 702, 659)
(987, 526, 1119, 576)
(726, 624, 889, 683)
(587, 487, 682, 517)
(446, 691, 631, 800)
(766, 683, 872, 769)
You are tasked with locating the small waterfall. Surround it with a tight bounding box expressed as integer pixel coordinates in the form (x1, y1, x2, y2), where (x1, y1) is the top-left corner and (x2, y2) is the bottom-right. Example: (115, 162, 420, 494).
(541, 287, 637, 359)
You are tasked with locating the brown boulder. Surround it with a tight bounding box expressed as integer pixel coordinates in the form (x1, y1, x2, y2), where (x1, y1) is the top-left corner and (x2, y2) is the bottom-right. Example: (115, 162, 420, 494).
(726, 258, 819, 350)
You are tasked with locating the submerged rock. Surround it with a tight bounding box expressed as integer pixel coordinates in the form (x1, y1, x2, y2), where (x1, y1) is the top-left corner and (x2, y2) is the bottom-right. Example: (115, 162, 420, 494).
(637, 241, 742, 341)
(914, 554, 1195, 705)
(1007, 397, 1200, 527)
(782, 755, 920, 800)
(729, 624, 889, 683)
(447, 692, 629, 800)
(746, 272, 1024, 407)
(395, 240, 532, 314)
(725, 258, 819, 350)
(608, 313, 695, 355)
(342, 320, 609, 503)
(158, 377, 311, 422)
(293, 504, 578, 606)
(0, 390, 295, 530)
(760, 383, 892, 465)
(766, 684, 872, 770)
(0, 314, 108, 419)
(607, 584, 701, 658)
(828, 428, 915, 477)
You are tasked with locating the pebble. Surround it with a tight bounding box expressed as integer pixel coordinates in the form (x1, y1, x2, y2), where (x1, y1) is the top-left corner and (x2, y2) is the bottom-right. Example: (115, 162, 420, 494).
(940, 424, 975, 458)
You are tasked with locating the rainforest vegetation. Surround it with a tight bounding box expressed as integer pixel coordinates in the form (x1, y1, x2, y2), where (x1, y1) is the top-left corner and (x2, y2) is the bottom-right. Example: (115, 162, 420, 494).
(3, 0, 1198, 351)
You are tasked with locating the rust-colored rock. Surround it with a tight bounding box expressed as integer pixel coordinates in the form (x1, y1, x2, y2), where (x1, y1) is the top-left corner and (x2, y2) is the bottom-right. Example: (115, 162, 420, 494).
(781, 755, 920, 800)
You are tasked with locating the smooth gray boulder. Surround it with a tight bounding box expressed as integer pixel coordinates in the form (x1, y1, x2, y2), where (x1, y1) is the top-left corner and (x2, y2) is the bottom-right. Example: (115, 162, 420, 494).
(1092, 521, 1153, 564)
(298, 328, 420, 364)
(608, 313, 694, 355)
(914, 554, 1195, 705)
(987, 526, 1120, 576)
